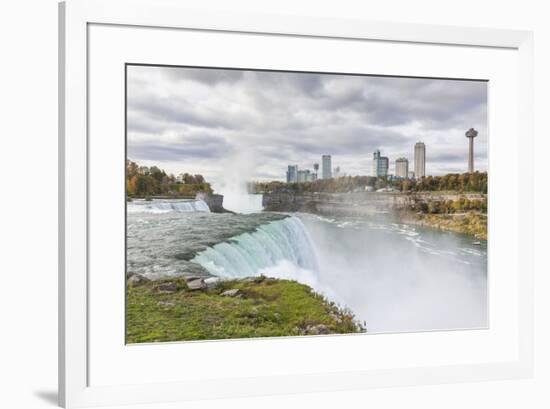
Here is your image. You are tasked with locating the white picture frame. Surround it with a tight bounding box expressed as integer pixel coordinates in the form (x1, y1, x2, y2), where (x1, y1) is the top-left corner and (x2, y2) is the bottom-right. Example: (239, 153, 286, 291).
(59, 0, 534, 407)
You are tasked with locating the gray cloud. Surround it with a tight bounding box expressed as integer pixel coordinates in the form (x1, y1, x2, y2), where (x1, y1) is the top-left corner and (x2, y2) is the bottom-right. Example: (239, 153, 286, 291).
(126, 65, 487, 183)
(164, 66, 245, 85)
(128, 134, 232, 162)
(128, 94, 234, 130)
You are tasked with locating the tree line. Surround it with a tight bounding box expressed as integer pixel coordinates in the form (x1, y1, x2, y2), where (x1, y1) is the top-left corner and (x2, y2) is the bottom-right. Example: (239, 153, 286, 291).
(126, 160, 212, 197)
(252, 172, 487, 195)
(408, 196, 487, 214)
(394, 172, 487, 194)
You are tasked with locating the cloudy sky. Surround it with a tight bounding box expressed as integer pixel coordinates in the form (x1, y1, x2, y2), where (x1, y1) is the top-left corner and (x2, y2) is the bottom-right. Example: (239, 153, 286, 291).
(127, 65, 487, 188)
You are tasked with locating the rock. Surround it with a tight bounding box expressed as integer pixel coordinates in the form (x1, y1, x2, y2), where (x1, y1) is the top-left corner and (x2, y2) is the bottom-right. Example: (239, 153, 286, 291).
(127, 273, 149, 286)
(184, 276, 203, 282)
(158, 282, 177, 293)
(204, 277, 221, 288)
(220, 288, 241, 297)
(187, 278, 206, 291)
(305, 324, 330, 335)
(195, 192, 226, 213)
(329, 312, 343, 323)
(157, 301, 175, 308)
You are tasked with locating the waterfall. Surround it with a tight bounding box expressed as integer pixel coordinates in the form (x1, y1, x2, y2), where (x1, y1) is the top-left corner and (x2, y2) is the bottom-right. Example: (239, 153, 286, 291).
(128, 199, 211, 214)
(191, 216, 319, 278)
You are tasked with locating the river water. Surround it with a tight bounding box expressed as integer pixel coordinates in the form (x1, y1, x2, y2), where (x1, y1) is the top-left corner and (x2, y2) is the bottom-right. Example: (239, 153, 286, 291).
(127, 198, 487, 333)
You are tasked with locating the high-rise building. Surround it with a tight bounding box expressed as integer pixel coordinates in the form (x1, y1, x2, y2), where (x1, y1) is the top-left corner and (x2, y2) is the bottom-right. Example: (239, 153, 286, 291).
(395, 158, 409, 178)
(322, 155, 332, 179)
(414, 142, 426, 179)
(372, 150, 389, 177)
(286, 165, 298, 183)
(297, 169, 313, 183)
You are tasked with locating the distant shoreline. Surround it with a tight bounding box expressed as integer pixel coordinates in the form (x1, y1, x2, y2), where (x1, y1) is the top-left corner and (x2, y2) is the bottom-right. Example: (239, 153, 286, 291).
(262, 190, 487, 239)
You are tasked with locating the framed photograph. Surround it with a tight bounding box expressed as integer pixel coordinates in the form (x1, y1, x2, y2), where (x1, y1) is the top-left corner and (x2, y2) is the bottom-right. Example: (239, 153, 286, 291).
(59, 0, 534, 407)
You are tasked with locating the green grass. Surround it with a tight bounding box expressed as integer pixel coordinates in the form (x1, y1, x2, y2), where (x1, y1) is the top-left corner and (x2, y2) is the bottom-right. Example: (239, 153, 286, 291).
(126, 277, 364, 343)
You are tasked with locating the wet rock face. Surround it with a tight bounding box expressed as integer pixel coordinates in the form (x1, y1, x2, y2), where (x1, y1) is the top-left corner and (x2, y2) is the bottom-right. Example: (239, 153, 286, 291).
(195, 192, 225, 213)
(262, 192, 305, 212)
(262, 191, 486, 218)
(262, 191, 398, 216)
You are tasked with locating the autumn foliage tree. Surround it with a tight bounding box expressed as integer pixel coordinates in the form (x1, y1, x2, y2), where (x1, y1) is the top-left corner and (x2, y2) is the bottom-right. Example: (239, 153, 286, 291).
(126, 160, 211, 197)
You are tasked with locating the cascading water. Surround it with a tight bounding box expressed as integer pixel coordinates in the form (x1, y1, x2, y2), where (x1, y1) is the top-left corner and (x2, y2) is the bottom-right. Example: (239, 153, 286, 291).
(128, 199, 210, 214)
(191, 216, 318, 278)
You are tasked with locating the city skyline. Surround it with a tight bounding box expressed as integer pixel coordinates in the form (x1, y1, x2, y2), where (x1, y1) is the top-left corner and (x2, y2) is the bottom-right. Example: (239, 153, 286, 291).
(127, 65, 488, 187)
(284, 140, 466, 184)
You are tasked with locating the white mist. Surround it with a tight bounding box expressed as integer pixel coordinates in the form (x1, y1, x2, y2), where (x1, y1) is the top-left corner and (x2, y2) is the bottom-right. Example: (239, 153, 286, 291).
(213, 149, 264, 214)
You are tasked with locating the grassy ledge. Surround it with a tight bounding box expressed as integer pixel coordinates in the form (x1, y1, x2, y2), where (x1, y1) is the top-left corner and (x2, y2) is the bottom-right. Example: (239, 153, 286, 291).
(127, 276, 365, 343)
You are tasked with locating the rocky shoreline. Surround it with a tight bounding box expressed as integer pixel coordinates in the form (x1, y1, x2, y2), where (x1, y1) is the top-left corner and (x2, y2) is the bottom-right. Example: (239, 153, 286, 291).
(399, 212, 487, 240)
